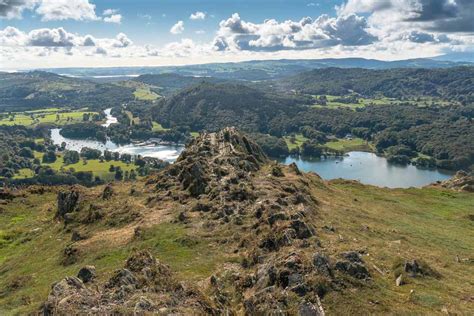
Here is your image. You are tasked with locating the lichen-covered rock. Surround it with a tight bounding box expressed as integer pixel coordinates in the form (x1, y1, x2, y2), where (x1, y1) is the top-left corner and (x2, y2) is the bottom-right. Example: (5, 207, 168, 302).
(101, 184, 114, 200)
(56, 189, 79, 219)
(42, 250, 218, 314)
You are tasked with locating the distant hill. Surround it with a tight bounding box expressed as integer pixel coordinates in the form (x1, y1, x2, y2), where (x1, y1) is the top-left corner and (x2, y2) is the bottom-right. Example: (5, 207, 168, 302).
(43, 57, 473, 81)
(133, 73, 225, 96)
(152, 82, 307, 132)
(0, 71, 134, 111)
(274, 66, 474, 102)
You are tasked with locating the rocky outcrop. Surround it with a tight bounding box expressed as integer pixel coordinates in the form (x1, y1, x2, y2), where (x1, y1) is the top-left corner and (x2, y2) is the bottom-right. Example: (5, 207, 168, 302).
(56, 189, 79, 219)
(42, 128, 376, 314)
(431, 170, 474, 192)
(42, 250, 217, 315)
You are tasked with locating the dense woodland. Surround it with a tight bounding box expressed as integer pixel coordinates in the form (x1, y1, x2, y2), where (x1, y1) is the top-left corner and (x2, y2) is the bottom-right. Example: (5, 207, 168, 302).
(273, 67, 474, 103)
(0, 71, 134, 111)
(0, 66, 473, 173)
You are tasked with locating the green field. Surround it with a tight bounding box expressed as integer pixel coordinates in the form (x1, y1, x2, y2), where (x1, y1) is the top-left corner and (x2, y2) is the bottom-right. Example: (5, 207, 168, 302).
(133, 87, 160, 101)
(283, 133, 308, 150)
(324, 137, 373, 152)
(0, 108, 100, 127)
(34, 151, 137, 181)
(311, 95, 455, 109)
(311, 95, 395, 109)
(152, 121, 169, 131)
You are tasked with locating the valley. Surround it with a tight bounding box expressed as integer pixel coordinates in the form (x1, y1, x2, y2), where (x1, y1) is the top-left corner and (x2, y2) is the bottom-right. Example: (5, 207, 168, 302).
(0, 58, 472, 315)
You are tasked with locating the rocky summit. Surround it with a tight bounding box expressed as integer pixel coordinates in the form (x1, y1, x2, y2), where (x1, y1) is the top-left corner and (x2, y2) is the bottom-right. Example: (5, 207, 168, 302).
(41, 128, 367, 314)
(1, 128, 472, 315)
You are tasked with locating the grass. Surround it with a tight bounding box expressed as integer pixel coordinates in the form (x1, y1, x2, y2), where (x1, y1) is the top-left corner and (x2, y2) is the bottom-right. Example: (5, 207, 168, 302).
(311, 95, 455, 109)
(152, 122, 169, 132)
(190, 132, 200, 138)
(319, 181, 474, 315)
(34, 151, 137, 181)
(0, 109, 99, 127)
(0, 184, 235, 314)
(284, 133, 308, 150)
(324, 137, 373, 152)
(13, 168, 35, 179)
(133, 87, 159, 101)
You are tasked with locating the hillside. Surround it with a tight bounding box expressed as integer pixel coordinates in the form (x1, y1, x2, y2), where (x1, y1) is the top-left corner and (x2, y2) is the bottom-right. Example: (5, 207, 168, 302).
(0, 71, 134, 111)
(133, 73, 225, 96)
(0, 128, 473, 314)
(151, 82, 308, 133)
(275, 67, 474, 103)
(45, 57, 473, 81)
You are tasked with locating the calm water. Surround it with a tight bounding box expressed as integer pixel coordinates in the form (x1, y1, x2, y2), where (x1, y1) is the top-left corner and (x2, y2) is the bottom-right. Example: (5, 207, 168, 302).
(50, 108, 183, 161)
(280, 152, 454, 188)
(52, 109, 453, 187)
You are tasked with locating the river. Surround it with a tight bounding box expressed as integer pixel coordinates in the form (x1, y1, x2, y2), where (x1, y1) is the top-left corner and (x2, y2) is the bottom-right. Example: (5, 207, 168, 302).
(50, 108, 183, 162)
(51, 109, 453, 187)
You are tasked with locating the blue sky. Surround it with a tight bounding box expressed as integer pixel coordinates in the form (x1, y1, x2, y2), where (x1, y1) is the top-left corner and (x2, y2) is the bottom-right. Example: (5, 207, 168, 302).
(0, 0, 472, 69)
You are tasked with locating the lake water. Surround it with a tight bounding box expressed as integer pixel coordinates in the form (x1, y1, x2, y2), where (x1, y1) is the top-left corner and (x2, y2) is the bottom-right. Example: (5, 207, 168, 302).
(101, 108, 118, 127)
(279, 152, 454, 188)
(51, 109, 453, 187)
(50, 108, 183, 161)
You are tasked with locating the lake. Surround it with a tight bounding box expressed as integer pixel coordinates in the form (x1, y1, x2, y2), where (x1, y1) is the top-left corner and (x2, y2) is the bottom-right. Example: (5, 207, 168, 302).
(279, 152, 453, 188)
(51, 109, 453, 187)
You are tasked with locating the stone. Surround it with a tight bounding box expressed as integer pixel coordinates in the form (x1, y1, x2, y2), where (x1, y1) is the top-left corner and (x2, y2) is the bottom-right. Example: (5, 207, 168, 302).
(395, 274, 404, 286)
(341, 251, 363, 263)
(335, 261, 370, 279)
(77, 266, 96, 283)
(102, 184, 113, 200)
(107, 269, 137, 288)
(299, 301, 324, 316)
(56, 190, 79, 219)
(313, 253, 332, 277)
(271, 165, 284, 177)
(134, 296, 153, 312)
(291, 220, 314, 239)
(268, 212, 288, 226)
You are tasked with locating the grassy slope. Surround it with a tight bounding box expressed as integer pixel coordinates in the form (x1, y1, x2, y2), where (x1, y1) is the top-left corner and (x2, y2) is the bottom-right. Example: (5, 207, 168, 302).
(33, 151, 136, 181)
(0, 109, 99, 127)
(325, 137, 373, 152)
(0, 177, 472, 314)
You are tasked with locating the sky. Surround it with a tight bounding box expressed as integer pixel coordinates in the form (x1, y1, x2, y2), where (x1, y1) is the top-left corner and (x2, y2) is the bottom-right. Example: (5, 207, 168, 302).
(0, 0, 473, 69)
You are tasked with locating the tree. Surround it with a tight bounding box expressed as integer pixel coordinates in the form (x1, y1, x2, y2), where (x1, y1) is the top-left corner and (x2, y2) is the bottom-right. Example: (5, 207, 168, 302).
(63, 150, 80, 165)
(114, 166, 123, 180)
(42, 151, 57, 163)
(19, 147, 34, 158)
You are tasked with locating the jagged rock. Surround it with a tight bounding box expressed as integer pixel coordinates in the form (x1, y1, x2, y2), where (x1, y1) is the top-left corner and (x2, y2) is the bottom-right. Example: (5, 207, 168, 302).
(101, 184, 113, 200)
(43, 250, 217, 314)
(291, 220, 315, 239)
(299, 300, 325, 316)
(268, 212, 288, 226)
(272, 165, 284, 177)
(341, 251, 363, 263)
(313, 253, 332, 277)
(77, 266, 96, 283)
(335, 260, 370, 279)
(431, 171, 474, 192)
(134, 296, 154, 312)
(289, 162, 302, 175)
(56, 190, 79, 219)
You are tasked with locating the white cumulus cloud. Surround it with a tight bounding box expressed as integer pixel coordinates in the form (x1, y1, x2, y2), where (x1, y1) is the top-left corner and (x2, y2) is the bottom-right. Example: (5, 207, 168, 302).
(104, 14, 121, 24)
(35, 0, 99, 21)
(190, 11, 206, 20)
(170, 20, 184, 34)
